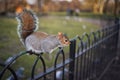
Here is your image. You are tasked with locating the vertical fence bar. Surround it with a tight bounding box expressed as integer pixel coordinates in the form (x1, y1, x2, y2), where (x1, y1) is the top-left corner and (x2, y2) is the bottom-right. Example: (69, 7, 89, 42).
(54, 49, 65, 80)
(31, 56, 39, 80)
(85, 34, 90, 80)
(78, 39, 84, 80)
(32, 55, 46, 80)
(76, 36, 83, 80)
(39, 55, 46, 80)
(115, 18, 120, 57)
(75, 44, 79, 80)
(92, 34, 96, 79)
(69, 39, 76, 80)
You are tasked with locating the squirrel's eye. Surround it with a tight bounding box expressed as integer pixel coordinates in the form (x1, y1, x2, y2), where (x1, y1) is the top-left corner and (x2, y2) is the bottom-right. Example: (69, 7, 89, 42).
(65, 39, 68, 42)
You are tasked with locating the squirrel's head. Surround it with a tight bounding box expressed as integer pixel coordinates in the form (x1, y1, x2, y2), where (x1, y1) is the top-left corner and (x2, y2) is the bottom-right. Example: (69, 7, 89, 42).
(57, 32, 70, 46)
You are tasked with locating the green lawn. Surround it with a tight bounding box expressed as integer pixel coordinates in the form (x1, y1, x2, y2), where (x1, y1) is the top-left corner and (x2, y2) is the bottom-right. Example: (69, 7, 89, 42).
(49, 11, 118, 19)
(0, 15, 99, 79)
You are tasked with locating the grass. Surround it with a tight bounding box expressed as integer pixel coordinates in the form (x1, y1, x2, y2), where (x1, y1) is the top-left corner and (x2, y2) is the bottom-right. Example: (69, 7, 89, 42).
(49, 11, 119, 19)
(0, 15, 99, 79)
(39, 16, 99, 38)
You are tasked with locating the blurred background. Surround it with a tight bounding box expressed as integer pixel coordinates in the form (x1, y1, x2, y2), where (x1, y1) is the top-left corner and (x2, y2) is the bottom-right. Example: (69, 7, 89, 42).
(0, 0, 120, 16)
(0, 0, 120, 79)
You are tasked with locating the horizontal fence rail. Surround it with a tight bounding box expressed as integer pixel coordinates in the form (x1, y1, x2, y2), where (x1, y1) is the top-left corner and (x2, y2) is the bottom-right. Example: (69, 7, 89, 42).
(0, 18, 119, 80)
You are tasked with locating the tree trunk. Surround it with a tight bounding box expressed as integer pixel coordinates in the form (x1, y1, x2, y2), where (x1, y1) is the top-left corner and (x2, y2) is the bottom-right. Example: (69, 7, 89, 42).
(114, 0, 118, 16)
(99, 0, 105, 14)
(102, 0, 109, 13)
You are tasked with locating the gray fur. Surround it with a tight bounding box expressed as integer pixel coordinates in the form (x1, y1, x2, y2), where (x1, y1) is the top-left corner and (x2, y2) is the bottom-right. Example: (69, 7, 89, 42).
(25, 35, 62, 54)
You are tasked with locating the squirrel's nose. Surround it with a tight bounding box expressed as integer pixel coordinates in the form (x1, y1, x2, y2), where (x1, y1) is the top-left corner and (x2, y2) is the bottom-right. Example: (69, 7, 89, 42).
(67, 41, 71, 45)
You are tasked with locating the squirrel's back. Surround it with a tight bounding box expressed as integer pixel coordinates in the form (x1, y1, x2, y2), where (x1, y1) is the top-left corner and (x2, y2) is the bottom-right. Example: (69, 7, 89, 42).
(16, 9, 38, 44)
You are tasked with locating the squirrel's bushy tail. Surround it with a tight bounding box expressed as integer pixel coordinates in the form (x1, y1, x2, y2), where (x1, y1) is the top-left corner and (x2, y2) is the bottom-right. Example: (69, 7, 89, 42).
(16, 9, 38, 44)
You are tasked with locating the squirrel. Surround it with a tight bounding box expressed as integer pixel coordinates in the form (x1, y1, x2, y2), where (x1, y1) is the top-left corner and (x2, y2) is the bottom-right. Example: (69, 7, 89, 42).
(16, 8, 70, 54)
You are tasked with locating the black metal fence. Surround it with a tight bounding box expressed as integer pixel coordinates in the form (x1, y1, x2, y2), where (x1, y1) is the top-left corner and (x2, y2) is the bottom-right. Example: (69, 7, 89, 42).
(0, 18, 119, 80)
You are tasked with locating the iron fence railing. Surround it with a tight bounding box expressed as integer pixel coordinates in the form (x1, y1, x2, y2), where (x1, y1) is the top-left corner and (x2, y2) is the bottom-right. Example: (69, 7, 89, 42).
(0, 18, 119, 80)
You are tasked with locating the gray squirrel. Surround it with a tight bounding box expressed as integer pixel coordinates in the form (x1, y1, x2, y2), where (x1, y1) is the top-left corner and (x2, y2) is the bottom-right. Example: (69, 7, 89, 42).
(16, 8, 70, 54)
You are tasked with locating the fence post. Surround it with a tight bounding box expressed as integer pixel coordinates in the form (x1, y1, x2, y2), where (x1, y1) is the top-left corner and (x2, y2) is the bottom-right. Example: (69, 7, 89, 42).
(69, 39, 76, 80)
(115, 17, 120, 58)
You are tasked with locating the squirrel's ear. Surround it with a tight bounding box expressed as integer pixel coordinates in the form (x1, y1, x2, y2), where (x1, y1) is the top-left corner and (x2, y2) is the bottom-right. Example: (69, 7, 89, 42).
(58, 32, 63, 39)
(58, 32, 63, 36)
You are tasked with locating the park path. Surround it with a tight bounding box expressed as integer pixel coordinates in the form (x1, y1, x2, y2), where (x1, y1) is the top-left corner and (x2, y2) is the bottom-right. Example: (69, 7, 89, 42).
(72, 17, 115, 28)
(41, 16, 115, 28)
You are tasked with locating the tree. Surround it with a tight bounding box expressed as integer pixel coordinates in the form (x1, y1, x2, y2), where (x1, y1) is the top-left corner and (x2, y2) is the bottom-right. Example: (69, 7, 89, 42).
(103, 0, 109, 13)
(114, 0, 119, 16)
